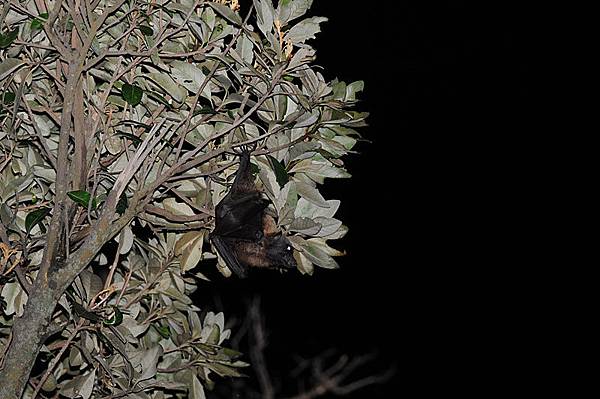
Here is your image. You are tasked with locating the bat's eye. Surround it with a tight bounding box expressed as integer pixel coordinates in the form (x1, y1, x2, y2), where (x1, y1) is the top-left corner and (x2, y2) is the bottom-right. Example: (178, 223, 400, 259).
(286, 245, 291, 251)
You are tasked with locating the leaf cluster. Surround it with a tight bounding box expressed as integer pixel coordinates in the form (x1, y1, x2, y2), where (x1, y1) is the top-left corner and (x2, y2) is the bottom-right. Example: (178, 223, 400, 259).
(0, 0, 366, 396)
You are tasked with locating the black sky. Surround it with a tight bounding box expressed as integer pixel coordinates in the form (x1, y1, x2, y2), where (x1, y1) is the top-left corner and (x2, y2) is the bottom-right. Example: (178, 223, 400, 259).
(198, 1, 532, 397)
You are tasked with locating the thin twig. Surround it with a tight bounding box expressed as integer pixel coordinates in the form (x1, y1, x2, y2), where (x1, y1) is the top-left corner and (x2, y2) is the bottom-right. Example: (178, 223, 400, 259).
(248, 295, 275, 399)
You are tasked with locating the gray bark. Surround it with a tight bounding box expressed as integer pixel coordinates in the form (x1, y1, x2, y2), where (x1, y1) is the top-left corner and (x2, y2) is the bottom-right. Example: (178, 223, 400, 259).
(0, 287, 56, 398)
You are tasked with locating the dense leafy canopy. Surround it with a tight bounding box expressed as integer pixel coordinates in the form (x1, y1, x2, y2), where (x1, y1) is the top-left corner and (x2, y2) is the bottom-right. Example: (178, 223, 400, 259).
(0, 1, 365, 397)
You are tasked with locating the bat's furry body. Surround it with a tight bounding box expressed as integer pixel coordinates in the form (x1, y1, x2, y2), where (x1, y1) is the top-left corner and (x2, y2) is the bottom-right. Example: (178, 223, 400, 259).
(210, 150, 296, 278)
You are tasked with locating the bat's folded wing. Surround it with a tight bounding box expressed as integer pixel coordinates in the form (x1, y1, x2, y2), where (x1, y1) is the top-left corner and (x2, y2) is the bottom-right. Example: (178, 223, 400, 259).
(214, 193, 269, 239)
(210, 235, 247, 278)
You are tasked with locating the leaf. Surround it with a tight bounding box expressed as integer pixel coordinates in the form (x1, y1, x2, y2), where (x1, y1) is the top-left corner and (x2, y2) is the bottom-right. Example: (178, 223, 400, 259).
(2, 91, 15, 104)
(324, 224, 348, 240)
(207, 2, 242, 25)
(346, 80, 365, 101)
(0, 58, 25, 81)
(207, 362, 244, 377)
(154, 324, 171, 338)
(289, 141, 321, 161)
(294, 198, 340, 219)
(139, 25, 154, 36)
(275, 181, 297, 209)
(289, 217, 321, 235)
(170, 61, 212, 100)
(0, 29, 18, 49)
(299, 240, 339, 269)
(289, 47, 316, 69)
(116, 192, 128, 215)
(121, 83, 143, 106)
(41, 373, 57, 392)
(254, 0, 274, 35)
(233, 34, 254, 64)
(294, 181, 329, 208)
(31, 13, 49, 30)
(332, 135, 357, 151)
(121, 315, 150, 337)
(71, 301, 102, 322)
(115, 225, 134, 254)
(284, 17, 327, 44)
(290, 158, 351, 179)
(267, 155, 289, 187)
(277, 0, 314, 24)
(190, 375, 207, 399)
(311, 216, 342, 237)
(259, 165, 281, 201)
(25, 207, 50, 234)
(294, 251, 313, 275)
(137, 345, 163, 381)
(1, 282, 27, 316)
(67, 190, 97, 210)
(307, 237, 345, 257)
(32, 166, 56, 182)
(177, 231, 205, 272)
(163, 197, 195, 216)
(146, 72, 187, 103)
(206, 324, 220, 345)
(59, 370, 96, 399)
(275, 181, 298, 225)
(78, 270, 103, 303)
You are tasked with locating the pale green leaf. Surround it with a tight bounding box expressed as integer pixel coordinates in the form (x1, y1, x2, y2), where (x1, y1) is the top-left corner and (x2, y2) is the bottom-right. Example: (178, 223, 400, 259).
(115, 225, 134, 255)
(207, 2, 242, 25)
(0, 58, 24, 81)
(170, 61, 212, 101)
(277, 0, 314, 24)
(346, 80, 365, 101)
(294, 181, 329, 208)
(138, 345, 163, 381)
(299, 240, 339, 269)
(146, 72, 187, 103)
(289, 217, 321, 235)
(307, 238, 345, 257)
(190, 375, 207, 399)
(59, 370, 95, 399)
(284, 17, 328, 44)
(294, 250, 314, 275)
(206, 324, 220, 345)
(163, 198, 195, 216)
(234, 34, 254, 64)
(312, 217, 342, 237)
(289, 47, 316, 70)
(1, 281, 27, 316)
(324, 224, 348, 240)
(177, 231, 204, 272)
(121, 315, 150, 338)
(294, 198, 340, 219)
(254, 0, 274, 34)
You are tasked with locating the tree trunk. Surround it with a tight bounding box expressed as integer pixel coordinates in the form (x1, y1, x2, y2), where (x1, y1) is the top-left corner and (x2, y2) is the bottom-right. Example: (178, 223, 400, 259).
(0, 286, 57, 399)
(0, 206, 136, 398)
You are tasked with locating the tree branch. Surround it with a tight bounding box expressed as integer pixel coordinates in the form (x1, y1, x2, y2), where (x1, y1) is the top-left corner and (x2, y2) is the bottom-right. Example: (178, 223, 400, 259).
(248, 296, 275, 399)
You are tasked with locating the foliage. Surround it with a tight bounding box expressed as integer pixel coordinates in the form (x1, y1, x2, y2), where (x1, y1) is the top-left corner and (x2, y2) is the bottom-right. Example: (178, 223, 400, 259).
(0, 0, 365, 397)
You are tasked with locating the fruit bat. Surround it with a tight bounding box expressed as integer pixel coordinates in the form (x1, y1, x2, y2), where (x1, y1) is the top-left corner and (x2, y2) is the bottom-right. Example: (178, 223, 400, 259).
(210, 149, 297, 278)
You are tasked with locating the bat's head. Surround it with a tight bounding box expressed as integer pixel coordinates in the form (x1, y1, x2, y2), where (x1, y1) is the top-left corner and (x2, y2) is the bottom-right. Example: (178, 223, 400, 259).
(265, 235, 297, 270)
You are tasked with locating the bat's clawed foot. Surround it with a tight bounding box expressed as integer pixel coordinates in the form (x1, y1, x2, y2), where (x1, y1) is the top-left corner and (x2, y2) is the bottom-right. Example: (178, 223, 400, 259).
(233, 142, 258, 156)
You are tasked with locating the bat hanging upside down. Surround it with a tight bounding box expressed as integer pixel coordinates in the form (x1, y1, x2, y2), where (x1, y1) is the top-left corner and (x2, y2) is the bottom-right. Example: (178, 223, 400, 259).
(209, 149, 297, 278)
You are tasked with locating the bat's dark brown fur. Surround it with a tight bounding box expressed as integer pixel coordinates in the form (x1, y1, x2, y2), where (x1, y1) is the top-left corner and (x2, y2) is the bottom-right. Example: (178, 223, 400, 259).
(210, 150, 296, 278)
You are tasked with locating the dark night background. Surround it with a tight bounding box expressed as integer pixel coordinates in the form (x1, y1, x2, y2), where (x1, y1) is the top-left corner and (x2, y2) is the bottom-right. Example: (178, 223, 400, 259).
(197, 1, 531, 397)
